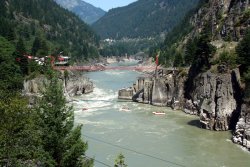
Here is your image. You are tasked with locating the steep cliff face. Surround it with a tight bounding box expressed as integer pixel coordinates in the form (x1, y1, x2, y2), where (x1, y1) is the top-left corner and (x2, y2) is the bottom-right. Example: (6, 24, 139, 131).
(23, 72, 93, 104)
(190, 0, 249, 41)
(119, 69, 187, 108)
(64, 72, 93, 96)
(233, 100, 250, 150)
(184, 69, 242, 131)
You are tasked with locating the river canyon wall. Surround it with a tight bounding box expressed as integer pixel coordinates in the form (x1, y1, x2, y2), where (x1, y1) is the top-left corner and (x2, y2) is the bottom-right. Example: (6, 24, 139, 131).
(119, 0, 250, 151)
(23, 71, 93, 104)
(184, 69, 242, 131)
(118, 67, 248, 150)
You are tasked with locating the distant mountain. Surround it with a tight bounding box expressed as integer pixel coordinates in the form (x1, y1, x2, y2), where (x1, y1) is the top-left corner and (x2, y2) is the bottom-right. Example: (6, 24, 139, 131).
(0, 0, 99, 60)
(54, 0, 106, 24)
(92, 0, 200, 39)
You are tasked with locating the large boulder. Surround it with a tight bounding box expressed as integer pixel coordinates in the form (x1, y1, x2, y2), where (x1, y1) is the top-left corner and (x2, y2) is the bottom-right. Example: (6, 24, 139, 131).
(233, 102, 250, 150)
(118, 87, 134, 100)
(65, 73, 93, 96)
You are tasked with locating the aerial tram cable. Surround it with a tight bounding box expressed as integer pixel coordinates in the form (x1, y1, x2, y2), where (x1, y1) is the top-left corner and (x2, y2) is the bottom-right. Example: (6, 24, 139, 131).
(85, 155, 112, 167)
(83, 134, 186, 167)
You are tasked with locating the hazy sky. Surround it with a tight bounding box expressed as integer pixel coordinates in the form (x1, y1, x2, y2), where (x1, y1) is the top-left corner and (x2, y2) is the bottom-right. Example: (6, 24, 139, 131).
(83, 0, 137, 11)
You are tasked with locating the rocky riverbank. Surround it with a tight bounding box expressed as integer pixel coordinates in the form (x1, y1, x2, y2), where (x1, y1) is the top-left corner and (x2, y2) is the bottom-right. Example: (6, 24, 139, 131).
(23, 71, 93, 104)
(118, 66, 250, 151)
(118, 68, 187, 109)
(233, 99, 250, 150)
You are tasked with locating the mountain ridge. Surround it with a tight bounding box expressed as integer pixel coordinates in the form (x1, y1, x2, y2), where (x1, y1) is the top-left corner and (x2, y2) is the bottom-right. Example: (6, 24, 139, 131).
(54, 0, 106, 24)
(92, 0, 200, 39)
(0, 0, 99, 60)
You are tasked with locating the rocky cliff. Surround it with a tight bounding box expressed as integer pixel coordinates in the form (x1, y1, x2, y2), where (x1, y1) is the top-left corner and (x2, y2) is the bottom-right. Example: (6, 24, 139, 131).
(119, 69, 187, 109)
(118, 0, 249, 150)
(184, 69, 242, 131)
(190, 0, 249, 41)
(23, 71, 93, 104)
(233, 99, 250, 150)
(64, 72, 93, 96)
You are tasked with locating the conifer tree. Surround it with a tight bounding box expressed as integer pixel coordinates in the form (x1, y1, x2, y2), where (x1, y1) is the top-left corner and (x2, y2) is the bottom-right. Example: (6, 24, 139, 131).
(32, 36, 41, 56)
(36, 73, 93, 167)
(13, 38, 29, 75)
(0, 93, 54, 167)
(236, 29, 250, 69)
(0, 36, 23, 90)
(114, 153, 127, 167)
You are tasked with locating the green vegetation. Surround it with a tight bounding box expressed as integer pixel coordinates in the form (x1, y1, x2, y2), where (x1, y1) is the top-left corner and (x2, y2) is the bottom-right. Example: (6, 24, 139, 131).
(173, 51, 184, 67)
(0, 0, 98, 166)
(100, 38, 160, 57)
(236, 29, 250, 70)
(236, 28, 250, 97)
(150, 0, 207, 66)
(0, 36, 23, 91)
(0, 72, 93, 166)
(0, 0, 99, 61)
(114, 153, 127, 167)
(213, 51, 237, 69)
(36, 73, 93, 167)
(0, 93, 54, 167)
(93, 0, 199, 39)
(94, 0, 201, 57)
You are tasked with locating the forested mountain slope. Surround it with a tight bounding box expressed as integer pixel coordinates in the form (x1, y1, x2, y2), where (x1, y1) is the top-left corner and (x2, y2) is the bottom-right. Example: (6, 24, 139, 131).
(92, 0, 200, 39)
(155, 0, 250, 150)
(54, 0, 106, 24)
(0, 0, 99, 60)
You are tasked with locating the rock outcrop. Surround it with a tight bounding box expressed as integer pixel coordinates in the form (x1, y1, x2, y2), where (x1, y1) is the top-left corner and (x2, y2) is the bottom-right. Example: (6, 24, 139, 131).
(118, 87, 134, 100)
(185, 69, 242, 131)
(64, 72, 93, 96)
(190, 0, 250, 41)
(119, 68, 242, 131)
(119, 69, 187, 108)
(233, 100, 250, 150)
(23, 71, 93, 104)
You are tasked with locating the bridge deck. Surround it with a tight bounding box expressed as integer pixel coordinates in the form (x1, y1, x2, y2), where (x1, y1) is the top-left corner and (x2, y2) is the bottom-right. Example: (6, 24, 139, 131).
(53, 66, 178, 71)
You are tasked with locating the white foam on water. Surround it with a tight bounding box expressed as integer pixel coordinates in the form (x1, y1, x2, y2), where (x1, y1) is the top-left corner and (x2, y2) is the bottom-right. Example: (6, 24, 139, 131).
(236, 145, 250, 154)
(104, 70, 126, 76)
(74, 109, 104, 118)
(144, 131, 162, 135)
(83, 87, 117, 101)
(73, 86, 117, 114)
(106, 154, 115, 163)
(116, 138, 124, 143)
(77, 119, 116, 127)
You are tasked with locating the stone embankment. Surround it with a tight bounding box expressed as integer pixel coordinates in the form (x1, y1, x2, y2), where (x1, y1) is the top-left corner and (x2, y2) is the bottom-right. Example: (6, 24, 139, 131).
(118, 68, 186, 109)
(23, 71, 93, 104)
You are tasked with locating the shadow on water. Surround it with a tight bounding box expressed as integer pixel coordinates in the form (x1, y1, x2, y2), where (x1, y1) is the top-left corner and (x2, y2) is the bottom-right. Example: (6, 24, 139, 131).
(187, 119, 201, 128)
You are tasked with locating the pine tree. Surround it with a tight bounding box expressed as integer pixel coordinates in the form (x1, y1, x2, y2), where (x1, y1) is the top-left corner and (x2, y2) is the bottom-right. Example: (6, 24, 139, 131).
(184, 38, 197, 66)
(114, 153, 127, 167)
(32, 36, 41, 56)
(173, 51, 184, 67)
(236, 29, 250, 69)
(13, 38, 29, 75)
(0, 93, 54, 167)
(36, 73, 93, 167)
(236, 29, 250, 98)
(0, 36, 23, 91)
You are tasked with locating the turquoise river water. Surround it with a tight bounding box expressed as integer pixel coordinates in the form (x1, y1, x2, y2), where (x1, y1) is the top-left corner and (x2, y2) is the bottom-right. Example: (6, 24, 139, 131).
(72, 63, 250, 167)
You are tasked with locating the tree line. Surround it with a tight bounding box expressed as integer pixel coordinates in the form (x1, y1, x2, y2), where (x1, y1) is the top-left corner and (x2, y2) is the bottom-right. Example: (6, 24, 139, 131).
(0, 0, 100, 61)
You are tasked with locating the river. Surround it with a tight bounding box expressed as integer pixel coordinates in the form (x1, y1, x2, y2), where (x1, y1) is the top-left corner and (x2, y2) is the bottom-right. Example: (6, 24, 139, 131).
(72, 63, 250, 167)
